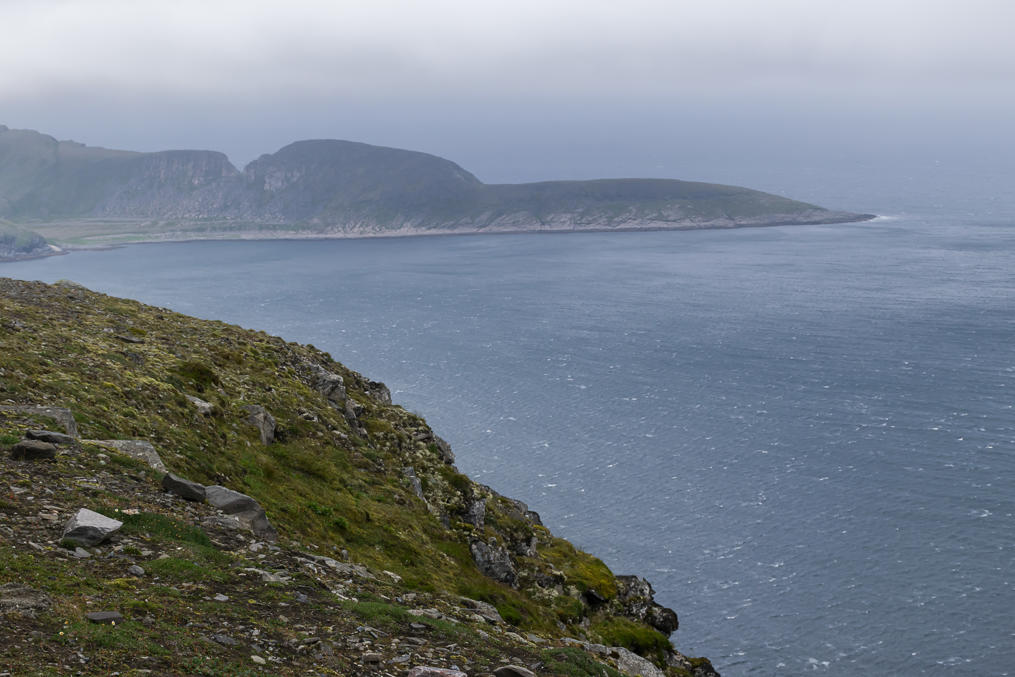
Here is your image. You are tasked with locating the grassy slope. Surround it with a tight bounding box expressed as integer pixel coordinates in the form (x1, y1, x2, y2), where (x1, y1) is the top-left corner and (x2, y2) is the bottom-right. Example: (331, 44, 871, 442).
(0, 278, 716, 676)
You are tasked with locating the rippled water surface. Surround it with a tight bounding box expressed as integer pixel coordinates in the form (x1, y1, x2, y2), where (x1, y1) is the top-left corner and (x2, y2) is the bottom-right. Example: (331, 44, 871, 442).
(6, 204, 1014, 674)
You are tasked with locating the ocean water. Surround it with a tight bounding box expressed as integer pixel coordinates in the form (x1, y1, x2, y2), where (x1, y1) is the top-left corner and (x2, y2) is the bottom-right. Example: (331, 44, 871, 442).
(5, 185, 1014, 674)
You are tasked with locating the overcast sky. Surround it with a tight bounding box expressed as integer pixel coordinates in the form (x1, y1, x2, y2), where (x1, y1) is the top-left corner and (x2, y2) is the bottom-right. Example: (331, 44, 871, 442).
(2, 0, 1013, 201)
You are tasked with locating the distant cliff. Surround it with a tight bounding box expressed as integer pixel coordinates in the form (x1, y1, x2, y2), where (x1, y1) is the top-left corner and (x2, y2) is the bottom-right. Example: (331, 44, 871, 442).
(0, 219, 52, 261)
(0, 125, 874, 247)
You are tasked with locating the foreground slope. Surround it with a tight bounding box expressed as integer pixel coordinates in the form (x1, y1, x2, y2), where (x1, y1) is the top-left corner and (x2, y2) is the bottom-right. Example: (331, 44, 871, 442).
(0, 125, 873, 248)
(0, 278, 718, 676)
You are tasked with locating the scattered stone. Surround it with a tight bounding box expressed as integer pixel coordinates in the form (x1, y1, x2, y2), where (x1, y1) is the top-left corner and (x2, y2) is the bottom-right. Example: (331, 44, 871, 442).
(185, 395, 214, 416)
(10, 440, 57, 461)
(213, 594, 229, 602)
(390, 654, 410, 664)
(362, 652, 383, 664)
(470, 539, 517, 586)
(494, 667, 537, 677)
(63, 508, 123, 547)
(407, 668, 467, 677)
(242, 405, 276, 445)
(72, 547, 92, 558)
(251, 655, 266, 665)
(86, 440, 166, 472)
(161, 473, 206, 502)
(25, 430, 76, 445)
(0, 584, 51, 617)
(210, 634, 237, 646)
(85, 611, 124, 625)
(127, 565, 145, 577)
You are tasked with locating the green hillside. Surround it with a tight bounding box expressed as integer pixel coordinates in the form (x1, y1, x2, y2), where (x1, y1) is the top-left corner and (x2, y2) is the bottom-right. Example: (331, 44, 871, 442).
(0, 277, 718, 676)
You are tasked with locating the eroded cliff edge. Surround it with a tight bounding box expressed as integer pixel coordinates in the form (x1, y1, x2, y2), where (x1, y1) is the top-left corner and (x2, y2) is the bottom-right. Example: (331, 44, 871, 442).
(0, 277, 719, 676)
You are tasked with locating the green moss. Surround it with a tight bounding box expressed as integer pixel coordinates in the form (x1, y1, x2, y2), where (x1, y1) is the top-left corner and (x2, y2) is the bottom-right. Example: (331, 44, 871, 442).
(540, 648, 625, 677)
(542, 537, 618, 600)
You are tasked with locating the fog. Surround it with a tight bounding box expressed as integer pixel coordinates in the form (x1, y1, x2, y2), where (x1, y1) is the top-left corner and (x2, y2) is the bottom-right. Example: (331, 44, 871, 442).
(2, 0, 1012, 200)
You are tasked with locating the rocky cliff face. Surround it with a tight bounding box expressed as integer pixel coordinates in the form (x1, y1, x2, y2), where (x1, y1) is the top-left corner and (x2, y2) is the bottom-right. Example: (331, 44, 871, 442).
(0, 277, 719, 676)
(0, 125, 873, 242)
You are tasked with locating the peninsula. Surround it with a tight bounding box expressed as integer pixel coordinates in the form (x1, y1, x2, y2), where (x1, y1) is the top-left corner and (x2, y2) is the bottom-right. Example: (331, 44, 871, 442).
(0, 125, 873, 257)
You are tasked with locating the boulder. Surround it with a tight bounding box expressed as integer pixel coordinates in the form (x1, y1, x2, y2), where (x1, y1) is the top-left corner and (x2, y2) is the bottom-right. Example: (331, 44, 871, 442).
(87, 439, 166, 472)
(242, 405, 276, 444)
(403, 467, 424, 500)
(10, 439, 57, 460)
(0, 405, 77, 436)
(185, 394, 214, 416)
(494, 667, 536, 677)
(63, 508, 123, 547)
(25, 430, 76, 445)
(613, 646, 666, 677)
(161, 473, 206, 502)
(459, 596, 503, 624)
(85, 611, 124, 624)
(470, 539, 517, 587)
(407, 668, 468, 677)
(205, 485, 278, 542)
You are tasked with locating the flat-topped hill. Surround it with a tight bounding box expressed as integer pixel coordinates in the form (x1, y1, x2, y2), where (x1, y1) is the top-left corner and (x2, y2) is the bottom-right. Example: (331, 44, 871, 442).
(0, 125, 873, 248)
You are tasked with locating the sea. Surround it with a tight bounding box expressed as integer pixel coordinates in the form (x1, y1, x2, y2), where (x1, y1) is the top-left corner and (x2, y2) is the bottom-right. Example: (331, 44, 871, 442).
(4, 160, 1013, 675)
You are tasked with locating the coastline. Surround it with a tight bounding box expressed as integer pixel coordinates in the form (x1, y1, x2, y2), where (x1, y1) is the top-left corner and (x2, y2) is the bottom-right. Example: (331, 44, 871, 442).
(0, 212, 877, 264)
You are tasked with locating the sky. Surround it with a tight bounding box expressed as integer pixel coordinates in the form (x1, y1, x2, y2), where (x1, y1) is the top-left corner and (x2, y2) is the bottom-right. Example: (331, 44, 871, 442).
(2, 0, 1013, 205)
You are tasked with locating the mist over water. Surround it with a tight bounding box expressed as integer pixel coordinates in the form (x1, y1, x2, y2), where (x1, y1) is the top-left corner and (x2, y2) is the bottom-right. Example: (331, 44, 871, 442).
(5, 169, 1014, 674)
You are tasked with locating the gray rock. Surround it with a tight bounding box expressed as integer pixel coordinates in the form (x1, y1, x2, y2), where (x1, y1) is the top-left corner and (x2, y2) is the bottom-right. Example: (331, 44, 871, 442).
(403, 467, 424, 500)
(25, 430, 76, 445)
(71, 547, 91, 558)
(433, 436, 455, 464)
(85, 611, 124, 624)
(10, 439, 57, 460)
(205, 486, 278, 542)
(242, 405, 276, 444)
(210, 633, 237, 646)
(0, 405, 77, 436)
(86, 440, 166, 472)
(613, 646, 666, 677)
(213, 593, 229, 602)
(251, 655, 266, 665)
(309, 364, 346, 404)
(458, 596, 503, 624)
(615, 575, 678, 633)
(494, 667, 537, 677)
(407, 668, 468, 677)
(362, 652, 383, 664)
(465, 497, 486, 528)
(127, 565, 145, 577)
(161, 473, 206, 502)
(366, 380, 391, 404)
(470, 539, 517, 587)
(0, 584, 51, 617)
(63, 508, 123, 546)
(185, 394, 214, 416)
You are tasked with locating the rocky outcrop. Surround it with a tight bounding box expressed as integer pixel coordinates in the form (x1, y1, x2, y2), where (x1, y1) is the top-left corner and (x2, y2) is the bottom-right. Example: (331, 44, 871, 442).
(242, 404, 276, 445)
(470, 539, 517, 587)
(616, 575, 680, 634)
(85, 439, 166, 472)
